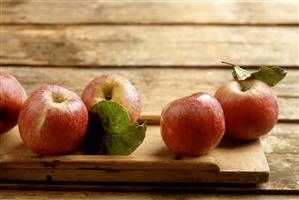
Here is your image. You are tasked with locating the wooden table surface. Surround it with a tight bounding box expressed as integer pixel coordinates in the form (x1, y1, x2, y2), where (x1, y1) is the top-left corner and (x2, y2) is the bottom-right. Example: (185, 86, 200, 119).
(0, 1, 298, 199)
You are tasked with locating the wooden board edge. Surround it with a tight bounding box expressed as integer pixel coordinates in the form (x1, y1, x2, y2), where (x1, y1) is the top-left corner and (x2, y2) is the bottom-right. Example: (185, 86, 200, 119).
(0, 168, 269, 184)
(0, 155, 219, 171)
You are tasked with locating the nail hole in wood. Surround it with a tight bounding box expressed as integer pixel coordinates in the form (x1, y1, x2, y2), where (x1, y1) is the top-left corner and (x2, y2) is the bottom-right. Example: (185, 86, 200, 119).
(46, 175, 52, 182)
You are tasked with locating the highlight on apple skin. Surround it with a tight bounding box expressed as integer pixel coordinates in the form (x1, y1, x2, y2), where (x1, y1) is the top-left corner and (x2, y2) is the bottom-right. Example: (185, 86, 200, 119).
(0, 71, 27, 134)
(215, 79, 279, 140)
(160, 92, 225, 157)
(81, 74, 141, 124)
(18, 85, 89, 155)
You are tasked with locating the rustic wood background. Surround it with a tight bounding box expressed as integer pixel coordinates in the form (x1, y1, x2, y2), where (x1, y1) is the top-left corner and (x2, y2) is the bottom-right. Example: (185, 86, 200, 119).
(0, 0, 298, 199)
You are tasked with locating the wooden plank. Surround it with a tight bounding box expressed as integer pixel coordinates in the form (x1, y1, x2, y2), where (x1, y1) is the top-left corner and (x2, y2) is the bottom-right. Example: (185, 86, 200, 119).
(0, 127, 219, 171)
(1, 26, 298, 67)
(260, 123, 299, 191)
(1, 191, 298, 200)
(1, 1, 298, 25)
(3, 67, 299, 121)
(0, 169, 268, 183)
(0, 155, 218, 171)
(1, 181, 299, 194)
(0, 126, 269, 184)
(0, 123, 297, 192)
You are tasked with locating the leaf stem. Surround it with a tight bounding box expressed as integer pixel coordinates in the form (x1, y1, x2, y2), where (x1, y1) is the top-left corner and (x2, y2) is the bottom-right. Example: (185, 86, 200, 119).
(221, 61, 238, 67)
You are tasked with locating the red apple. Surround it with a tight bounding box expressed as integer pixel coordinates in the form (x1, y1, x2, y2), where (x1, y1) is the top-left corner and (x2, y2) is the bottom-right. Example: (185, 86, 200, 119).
(215, 80, 279, 140)
(81, 74, 141, 123)
(0, 71, 27, 134)
(18, 85, 88, 155)
(160, 92, 225, 157)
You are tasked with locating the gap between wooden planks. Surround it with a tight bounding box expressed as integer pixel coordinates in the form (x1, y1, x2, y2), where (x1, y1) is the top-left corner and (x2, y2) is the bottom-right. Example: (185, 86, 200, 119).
(1, 25, 298, 67)
(1, 1, 298, 25)
(3, 67, 299, 121)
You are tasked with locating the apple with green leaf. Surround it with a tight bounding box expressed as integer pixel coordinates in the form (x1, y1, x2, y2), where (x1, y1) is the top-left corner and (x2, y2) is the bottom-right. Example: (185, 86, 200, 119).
(81, 74, 145, 155)
(215, 62, 287, 140)
(18, 85, 88, 155)
(0, 71, 27, 134)
(81, 74, 141, 124)
(160, 92, 225, 157)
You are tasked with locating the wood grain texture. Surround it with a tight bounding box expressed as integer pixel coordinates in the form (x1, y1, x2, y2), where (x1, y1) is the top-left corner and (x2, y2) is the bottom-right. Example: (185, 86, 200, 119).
(1, 1, 298, 25)
(1, 0, 297, 196)
(0, 169, 268, 183)
(1, 26, 298, 67)
(0, 126, 269, 183)
(0, 127, 219, 172)
(3, 67, 299, 121)
(0, 123, 297, 191)
(0, 155, 218, 171)
(1, 191, 298, 200)
(261, 123, 299, 191)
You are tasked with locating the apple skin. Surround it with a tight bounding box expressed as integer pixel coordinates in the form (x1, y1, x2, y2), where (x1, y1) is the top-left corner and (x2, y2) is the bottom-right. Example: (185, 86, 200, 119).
(81, 74, 141, 124)
(160, 92, 225, 157)
(18, 85, 88, 155)
(215, 80, 279, 140)
(0, 71, 27, 134)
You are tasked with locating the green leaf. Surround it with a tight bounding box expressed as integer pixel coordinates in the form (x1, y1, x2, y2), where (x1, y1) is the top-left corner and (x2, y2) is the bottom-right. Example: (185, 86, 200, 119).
(223, 61, 287, 87)
(249, 66, 287, 87)
(104, 122, 146, 155)
(85, 100, 146, 155)
(92, 100, 128, 134)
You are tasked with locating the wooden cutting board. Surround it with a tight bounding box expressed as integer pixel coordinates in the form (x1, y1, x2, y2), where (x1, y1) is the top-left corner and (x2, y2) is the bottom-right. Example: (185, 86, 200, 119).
(0, 124, 269, 184)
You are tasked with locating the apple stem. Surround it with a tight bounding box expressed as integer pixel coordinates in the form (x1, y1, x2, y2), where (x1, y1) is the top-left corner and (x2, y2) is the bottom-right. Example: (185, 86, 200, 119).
(222, 61, 251, 91)
(239, 81, 253, 92)
(106, 94, 112, 100)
